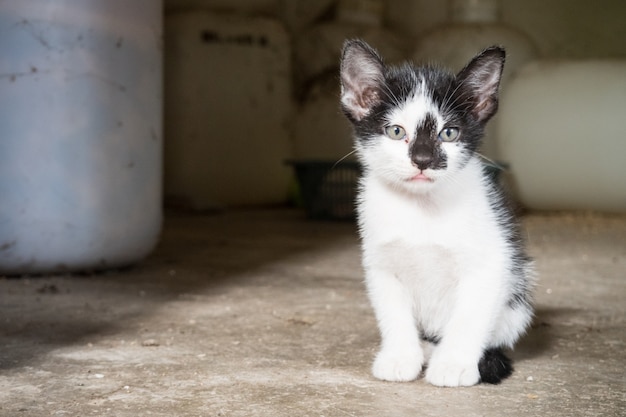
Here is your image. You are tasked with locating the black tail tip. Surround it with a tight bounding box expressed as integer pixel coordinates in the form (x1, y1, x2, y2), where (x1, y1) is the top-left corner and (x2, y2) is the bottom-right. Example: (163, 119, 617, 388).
(478, 348, 514, 384)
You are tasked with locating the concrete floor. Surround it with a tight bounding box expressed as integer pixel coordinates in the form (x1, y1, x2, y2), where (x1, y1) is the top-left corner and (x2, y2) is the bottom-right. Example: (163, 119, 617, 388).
(1, 209, 624, 416)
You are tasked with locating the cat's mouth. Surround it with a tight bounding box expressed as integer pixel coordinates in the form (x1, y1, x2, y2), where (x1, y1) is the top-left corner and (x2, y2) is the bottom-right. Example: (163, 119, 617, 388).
(407, 172, 434, 183)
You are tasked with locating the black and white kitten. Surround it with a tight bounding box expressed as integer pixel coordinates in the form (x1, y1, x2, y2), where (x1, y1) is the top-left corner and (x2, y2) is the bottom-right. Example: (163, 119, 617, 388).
(340, 40, 534, 387)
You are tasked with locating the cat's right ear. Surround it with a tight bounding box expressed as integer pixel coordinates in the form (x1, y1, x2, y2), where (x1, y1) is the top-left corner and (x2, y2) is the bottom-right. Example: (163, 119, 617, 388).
(340, 40, 384, 122)
(456, 46, 506, 124)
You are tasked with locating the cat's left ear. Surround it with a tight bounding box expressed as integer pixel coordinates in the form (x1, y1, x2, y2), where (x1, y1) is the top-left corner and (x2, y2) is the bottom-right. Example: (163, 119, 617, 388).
(457, 46, 505, 123)
(340, 39, 385, 122)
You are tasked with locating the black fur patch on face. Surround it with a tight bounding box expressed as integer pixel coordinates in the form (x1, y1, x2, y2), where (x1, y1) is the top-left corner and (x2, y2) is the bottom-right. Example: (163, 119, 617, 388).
(409, 113, 447, 170)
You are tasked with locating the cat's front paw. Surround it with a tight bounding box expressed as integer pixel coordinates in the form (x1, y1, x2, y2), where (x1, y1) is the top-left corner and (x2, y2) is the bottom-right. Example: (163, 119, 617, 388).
(425, 358, 480, 387)
(372, 348, 423, 382)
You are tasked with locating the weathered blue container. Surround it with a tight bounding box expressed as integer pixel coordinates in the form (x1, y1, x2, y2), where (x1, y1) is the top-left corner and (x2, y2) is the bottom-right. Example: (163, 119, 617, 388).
(0, 0, 163, 274)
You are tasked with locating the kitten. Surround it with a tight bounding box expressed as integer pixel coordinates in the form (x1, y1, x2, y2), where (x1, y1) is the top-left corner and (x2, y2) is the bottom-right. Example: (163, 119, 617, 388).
(339, 39, 534, 387)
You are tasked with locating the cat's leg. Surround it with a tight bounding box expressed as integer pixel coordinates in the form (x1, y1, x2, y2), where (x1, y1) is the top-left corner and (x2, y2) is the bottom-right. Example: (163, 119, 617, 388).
(366, 269, 423, 382)
(490, 299, 534, 349)
(425, 265, 504, 387)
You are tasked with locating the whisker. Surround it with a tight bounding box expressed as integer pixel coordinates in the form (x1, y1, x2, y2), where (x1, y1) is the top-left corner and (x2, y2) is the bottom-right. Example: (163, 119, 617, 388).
(442, 90, 466, 114)
(441, 81, 467, 114)
(332, 149, 358, 169)
(440, 78, 457, 111)
(380, 82, 401, 108)
(441, 167, 463, 187)
(473, 151, 506, 170)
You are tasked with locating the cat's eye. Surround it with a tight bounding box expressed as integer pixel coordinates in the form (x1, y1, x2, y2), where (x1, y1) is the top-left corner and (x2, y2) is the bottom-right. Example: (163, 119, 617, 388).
(438, 127, 460, 142)
(385, 125, 406, 141)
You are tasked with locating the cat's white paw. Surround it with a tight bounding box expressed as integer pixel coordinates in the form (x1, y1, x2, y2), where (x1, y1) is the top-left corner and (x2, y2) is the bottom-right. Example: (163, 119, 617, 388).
(372, 349, 423, 382)
(425, 358, 480, 387)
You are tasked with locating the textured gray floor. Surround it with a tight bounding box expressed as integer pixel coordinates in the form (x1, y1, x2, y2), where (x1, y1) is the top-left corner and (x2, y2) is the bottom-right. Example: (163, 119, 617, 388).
(1, 209, 624, 416)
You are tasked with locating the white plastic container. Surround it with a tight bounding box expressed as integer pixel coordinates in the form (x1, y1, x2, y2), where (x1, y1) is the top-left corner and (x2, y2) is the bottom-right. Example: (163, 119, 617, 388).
(0, 0, 163, 274)
(164, 12, 292, 209)
(498, 60, 626, 212)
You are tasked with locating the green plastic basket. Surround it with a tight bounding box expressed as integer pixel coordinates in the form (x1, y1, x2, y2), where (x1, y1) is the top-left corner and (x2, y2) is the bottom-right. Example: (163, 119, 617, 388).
(287, 160, 361, 221)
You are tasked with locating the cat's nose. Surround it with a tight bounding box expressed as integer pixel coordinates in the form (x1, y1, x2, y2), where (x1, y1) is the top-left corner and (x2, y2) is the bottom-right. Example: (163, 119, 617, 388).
(411, 156, 433, 170)
(410, 149, 434, 170)
(409, 139, 436, 170)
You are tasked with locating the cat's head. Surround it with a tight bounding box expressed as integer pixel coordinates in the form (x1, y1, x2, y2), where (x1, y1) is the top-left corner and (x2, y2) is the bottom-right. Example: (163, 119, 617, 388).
(340, 39, 505, 194)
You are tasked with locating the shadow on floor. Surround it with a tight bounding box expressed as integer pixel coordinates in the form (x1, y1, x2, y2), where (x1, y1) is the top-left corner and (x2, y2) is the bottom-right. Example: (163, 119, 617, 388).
(0, 209, 359, 370)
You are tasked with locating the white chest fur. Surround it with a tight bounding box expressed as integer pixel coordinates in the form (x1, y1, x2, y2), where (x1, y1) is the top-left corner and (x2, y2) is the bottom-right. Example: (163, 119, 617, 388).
(357, 158, 510, 334)
(358, 159, 504, 257)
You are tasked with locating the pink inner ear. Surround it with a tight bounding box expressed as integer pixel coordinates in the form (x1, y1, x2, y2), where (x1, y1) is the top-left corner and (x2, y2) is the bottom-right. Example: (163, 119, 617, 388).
(342, 97, 368, 121)
(358, 86, 380, 113)
(456, 48, 504, 123)
(474, 96, 497, 122)
(340, 41, 385, 121)
(341, 78, 381, 121)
